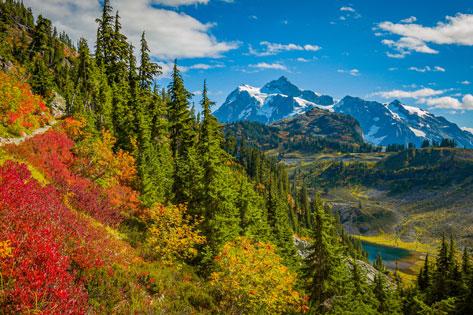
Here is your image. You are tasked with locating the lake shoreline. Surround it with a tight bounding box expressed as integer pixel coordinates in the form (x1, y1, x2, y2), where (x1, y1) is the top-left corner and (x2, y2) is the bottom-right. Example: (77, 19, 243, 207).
(354, 235, 430, 282)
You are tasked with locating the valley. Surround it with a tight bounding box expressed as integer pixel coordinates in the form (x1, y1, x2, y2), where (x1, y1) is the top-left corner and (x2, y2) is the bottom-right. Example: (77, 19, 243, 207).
(221, 78, 473, 249)
(2, 0, 473, 313)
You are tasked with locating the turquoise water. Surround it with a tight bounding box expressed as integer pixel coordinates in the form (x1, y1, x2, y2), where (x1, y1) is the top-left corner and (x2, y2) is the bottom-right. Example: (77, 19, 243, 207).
(361, 241, 411, 268)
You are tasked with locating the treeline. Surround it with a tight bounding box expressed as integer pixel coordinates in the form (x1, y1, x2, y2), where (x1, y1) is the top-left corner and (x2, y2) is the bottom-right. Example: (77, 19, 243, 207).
(302, 146, 473, 192)
(386, 138, 458, 152)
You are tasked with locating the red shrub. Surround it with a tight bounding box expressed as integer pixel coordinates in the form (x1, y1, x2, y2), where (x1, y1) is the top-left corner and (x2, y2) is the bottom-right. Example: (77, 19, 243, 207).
(0, 161, 139, 313)
(0, 161, 88, 314)
(5, 130, 124, 225)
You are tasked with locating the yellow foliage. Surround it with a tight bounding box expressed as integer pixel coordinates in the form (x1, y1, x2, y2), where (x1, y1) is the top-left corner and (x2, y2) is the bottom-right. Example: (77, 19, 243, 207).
(73, 130, 137, 187)
(0, 240, 13, 259)
(144, 204, 205, 265)
(210, 237, 303, 314)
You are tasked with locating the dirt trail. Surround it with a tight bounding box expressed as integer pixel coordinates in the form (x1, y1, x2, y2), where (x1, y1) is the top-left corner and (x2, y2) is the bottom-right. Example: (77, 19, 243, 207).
(0, 121, 56, 147)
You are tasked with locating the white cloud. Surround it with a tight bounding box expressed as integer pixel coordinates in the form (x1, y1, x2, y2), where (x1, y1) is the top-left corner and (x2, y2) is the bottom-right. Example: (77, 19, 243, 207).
(422, 95, 473, 110)
(460, 80, 471, 85)
(296, 57, 310, 62)
(187, 63, 224, 70)
(373, 88, 444, 99)
(400, 16, 417, 23)
(337, 69, 360, 76)
(249, 62, 288, 71)
(160, 62, 224, 76)
(382, 37, 438, 58)
(152, 0, 208, 6)
(249, 41, 321, 56)
(338, 5, 361, 20)
(374, 87, 473, 110)
(377, 13, 473, 57)
(23, 0, 237, 59)
(408, 65, 445, 73)
(340, 6, 355, 12)
(462, 127, 473, 135)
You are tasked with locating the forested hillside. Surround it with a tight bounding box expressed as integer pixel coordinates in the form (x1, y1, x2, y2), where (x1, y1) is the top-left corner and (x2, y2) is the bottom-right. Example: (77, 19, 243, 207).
(0, 1, 473, 314)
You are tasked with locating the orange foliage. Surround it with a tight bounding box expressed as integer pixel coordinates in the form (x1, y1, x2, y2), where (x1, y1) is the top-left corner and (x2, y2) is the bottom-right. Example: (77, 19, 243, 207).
(0, 71, 51, 136)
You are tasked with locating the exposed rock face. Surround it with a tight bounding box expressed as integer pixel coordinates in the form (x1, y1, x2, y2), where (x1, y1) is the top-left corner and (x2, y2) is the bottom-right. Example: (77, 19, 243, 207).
(50, 92, 67, 118)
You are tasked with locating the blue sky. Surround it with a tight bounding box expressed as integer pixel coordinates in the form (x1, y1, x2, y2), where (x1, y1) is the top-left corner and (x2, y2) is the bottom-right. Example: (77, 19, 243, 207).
(25, 0, 473, 129)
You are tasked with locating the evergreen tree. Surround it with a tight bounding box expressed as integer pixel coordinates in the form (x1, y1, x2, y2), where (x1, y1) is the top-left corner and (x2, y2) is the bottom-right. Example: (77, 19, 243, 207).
(199, 81, 223, 181)
(431, 235, 450, 302)
(95, 0, 114, 69)
(299, 183, 311, 229)
(373, 253, 386, 273)
(138, 32, 161, 89)
(29, 57, 54, 99)
(304, 193, 343, 310)
(462, 247, 471, 276)
(109, 11, 130, 84)
(417, 254, 430, 291)
(167, 61, 195, 202)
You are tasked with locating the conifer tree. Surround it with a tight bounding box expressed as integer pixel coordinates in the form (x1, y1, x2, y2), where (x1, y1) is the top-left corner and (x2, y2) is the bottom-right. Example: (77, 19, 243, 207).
(418, 254, 430, 291)
(95, 0, 114, 69)
(167, 60, 194, 160)
(139, 32, 161, 89)
(29, 56, 54, 99)
(199, 81, 223, 181)
(431, 235, 449, 302)
(462, 248, 471, 276)
(109, 11, 129, 84)
(167, 61, 195, 202)
(299, 183, 310, 229)
(304, 193, 343, 309)
(373, 253, 386, 273)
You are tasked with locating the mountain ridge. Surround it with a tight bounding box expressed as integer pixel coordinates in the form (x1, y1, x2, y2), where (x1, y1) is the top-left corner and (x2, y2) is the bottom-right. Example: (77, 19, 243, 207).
(215, 77, 473, 148)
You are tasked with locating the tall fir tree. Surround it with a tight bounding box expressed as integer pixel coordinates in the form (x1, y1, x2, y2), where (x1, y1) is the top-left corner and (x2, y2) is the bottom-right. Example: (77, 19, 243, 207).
(95, 0, 114, 69)
(138, 32, 161, 89)
(304, 194, 343, 310)
(167, 60, 195, 202)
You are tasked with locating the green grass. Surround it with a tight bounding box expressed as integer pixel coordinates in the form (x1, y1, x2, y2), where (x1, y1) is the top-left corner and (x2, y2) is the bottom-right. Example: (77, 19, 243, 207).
(354, 233, 435, 254)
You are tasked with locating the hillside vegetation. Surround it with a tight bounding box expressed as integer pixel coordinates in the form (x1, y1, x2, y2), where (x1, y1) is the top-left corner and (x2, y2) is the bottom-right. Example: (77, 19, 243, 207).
(1, 1, 473, 314)
(295, 147, 473, 246)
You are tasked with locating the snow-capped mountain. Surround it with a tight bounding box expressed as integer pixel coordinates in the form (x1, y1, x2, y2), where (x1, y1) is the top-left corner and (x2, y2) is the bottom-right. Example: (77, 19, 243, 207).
(335, 97, 473, 148)
(214, 76, 334, 124)
(215, 77, 473, 148)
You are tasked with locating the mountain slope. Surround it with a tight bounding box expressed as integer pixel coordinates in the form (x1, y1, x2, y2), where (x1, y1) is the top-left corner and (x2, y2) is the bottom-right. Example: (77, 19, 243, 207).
(273, 107, 364, 144)
(214, 76, 334, 124)
(224, 108, 376, 156)
(217, 77, 473, 148)
(335, 97, 473, 148)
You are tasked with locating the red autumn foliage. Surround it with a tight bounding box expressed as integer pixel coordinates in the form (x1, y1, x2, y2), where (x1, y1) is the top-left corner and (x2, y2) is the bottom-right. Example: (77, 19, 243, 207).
(0, 161, 138, 313)
(0, 161, 87, 313)
(5, 130, 129, 226)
